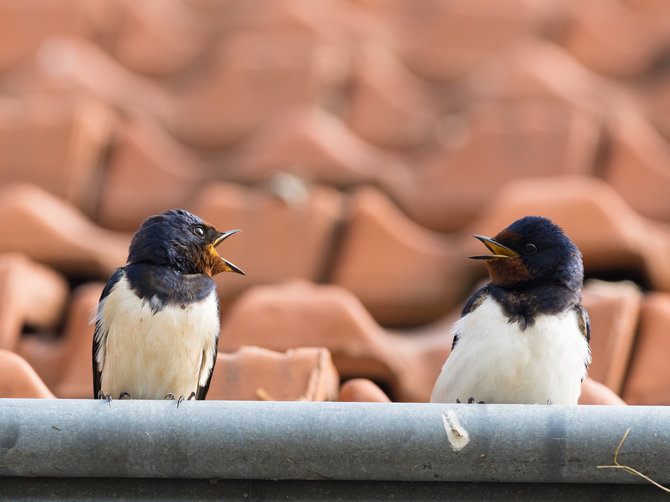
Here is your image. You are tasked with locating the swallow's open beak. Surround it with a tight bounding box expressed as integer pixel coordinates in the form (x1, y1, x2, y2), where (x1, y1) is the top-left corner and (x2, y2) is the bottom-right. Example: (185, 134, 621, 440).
(212, 229, 245, 275)
(470, 235, 519, 260)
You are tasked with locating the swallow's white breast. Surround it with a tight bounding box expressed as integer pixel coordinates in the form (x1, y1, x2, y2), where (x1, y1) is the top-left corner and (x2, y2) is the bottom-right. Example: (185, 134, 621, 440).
(94, 275, 219, 399)
(430, 296, 591, 405)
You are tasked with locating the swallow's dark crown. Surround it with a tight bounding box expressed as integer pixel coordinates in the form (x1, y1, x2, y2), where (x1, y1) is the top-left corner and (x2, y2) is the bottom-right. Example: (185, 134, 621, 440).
(127, 209, 220, 274)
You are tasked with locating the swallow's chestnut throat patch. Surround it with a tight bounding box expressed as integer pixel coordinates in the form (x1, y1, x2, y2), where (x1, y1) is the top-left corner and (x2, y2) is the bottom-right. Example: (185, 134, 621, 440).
(485, 257, 530, 287)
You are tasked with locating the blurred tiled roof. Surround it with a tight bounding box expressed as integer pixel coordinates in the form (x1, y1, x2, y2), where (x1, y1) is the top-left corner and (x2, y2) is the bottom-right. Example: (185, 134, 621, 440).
(2, 0, 670, 406)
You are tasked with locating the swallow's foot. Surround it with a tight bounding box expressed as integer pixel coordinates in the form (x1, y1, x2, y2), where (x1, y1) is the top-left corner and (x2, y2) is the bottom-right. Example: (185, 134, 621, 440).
(164, 393, 175, 400)
(547, 399, 553, 405)
(463, 397, 485, 404)
(97, 389, 113, 407)
(176, 392, 196, 408)
(119, 392, 132, 399)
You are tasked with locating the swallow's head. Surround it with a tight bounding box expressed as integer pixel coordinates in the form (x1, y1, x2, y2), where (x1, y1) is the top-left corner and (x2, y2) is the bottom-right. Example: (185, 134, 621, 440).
(471, 216, 582, 291)
(128, 209, 244, 277)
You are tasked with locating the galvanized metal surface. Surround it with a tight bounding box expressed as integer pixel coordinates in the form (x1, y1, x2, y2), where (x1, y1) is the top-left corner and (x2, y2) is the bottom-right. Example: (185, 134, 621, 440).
(0, 399, 667, 486)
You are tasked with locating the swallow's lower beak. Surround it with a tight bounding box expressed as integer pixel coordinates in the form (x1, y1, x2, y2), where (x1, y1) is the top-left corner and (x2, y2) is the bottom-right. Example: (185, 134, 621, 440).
(470, 235, 519, 260)
(212, 229, 245, 275)
(218, 257, 245, 275)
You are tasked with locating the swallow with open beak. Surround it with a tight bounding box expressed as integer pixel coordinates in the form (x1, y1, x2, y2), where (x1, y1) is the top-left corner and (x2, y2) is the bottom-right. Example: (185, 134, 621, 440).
(430, 216, 591, 405)
(93, 209, 244, 402)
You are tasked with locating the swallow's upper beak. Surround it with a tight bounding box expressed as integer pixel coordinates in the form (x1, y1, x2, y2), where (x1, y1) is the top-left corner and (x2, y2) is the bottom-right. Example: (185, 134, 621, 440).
(470, 235, 519, 260)
(212, 229, 245, 275)
(213, 229, 240, 247)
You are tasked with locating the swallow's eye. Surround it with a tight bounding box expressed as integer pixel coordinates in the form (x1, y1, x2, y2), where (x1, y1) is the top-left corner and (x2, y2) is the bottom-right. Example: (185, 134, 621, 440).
(523, 243, 537, 255)
(192, 225, 205, 237)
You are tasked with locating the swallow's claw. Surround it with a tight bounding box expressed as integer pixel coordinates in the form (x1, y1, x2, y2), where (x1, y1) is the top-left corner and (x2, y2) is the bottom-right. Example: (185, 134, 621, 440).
(119, 392, 132, 399)
(164, 393, 175, 400)
(175, 391, 198, 408)
(458, 397, 485, 404)
(97, 389, 113, 407)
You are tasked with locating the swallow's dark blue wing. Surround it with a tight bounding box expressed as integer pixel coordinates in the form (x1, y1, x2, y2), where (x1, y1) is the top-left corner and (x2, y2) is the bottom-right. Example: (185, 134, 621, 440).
(195, 299, 220, 400)
(92, 267, 125, 399)
(452, 285, 490, 351)
(573, 303, 591, 379)
(573, 303, 591, 344)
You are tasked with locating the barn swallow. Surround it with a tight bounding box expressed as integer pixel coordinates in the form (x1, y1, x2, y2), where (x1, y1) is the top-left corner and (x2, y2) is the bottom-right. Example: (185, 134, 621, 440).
(92, 209, 244, 402)
(430, 216, 591, 405)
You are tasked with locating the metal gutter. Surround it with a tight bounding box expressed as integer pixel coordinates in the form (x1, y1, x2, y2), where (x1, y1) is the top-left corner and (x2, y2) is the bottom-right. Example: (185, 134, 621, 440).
(0, 400, 667, 498)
